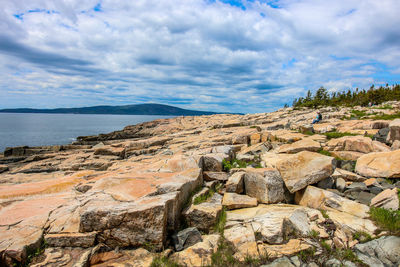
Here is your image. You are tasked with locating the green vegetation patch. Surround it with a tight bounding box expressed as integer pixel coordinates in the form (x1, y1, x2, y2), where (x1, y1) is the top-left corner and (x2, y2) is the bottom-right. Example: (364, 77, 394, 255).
(209, 237, 238, 267)
(369, 206, 400, 234)
(150, 256, 181, 267)
(318, 149, 332, 157)
(369, 112, 400, 120)
(193, 188, 216, 205)
(319, 209, 330, 219)
(214, 207, 227, 234)
(222, 159, 261, 172)
(352, 231, 373, 243)
(24, 238, 48, 266)
(375, 104, 393, 109)
(292, 84, 400, 108)
(322, 130, 358, 140)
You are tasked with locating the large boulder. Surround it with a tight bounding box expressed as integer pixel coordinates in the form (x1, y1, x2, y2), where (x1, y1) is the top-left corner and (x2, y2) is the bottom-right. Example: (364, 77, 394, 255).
(225, 172, 245, 193)
(326, 136, 389, 154)
(373, 127, 390, 144)
(222, 193, 257, 210)
(183, 193, 223, 232)
(243, 168, 285, 204)
(277, 138, 321, 154)
(295, 186, 370, 218)
(370, 188, 399, 210)
(355, 236, 400, 267)
(276, 151, 335, 193)
(355, 150, 400, 178)
(387, 118, 400, 144)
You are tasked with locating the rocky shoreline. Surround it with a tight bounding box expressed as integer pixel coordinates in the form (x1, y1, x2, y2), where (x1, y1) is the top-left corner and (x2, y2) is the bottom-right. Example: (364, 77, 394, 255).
(1, 103, 400, 266)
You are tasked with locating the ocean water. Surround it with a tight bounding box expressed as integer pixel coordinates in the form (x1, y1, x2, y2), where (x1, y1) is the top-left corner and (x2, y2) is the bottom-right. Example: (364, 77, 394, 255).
(0, 113, 173, 153)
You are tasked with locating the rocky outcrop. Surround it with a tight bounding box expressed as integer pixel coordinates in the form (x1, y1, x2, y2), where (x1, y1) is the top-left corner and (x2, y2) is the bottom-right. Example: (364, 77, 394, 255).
(2, 102, 400, 266)
(355, 149, 400, 178)
(243, 168, 285, 204)
(276, 151, 335, 193)
(296, 186, 370, 218)
(326, 135, 389, 154)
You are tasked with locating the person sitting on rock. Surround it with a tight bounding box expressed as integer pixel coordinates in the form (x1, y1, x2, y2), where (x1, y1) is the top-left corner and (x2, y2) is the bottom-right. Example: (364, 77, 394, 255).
(312, 112, 322, 124)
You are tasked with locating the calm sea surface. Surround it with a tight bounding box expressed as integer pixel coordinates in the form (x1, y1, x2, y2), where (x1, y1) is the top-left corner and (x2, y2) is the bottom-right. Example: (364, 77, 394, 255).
(0, 113, 173, 152)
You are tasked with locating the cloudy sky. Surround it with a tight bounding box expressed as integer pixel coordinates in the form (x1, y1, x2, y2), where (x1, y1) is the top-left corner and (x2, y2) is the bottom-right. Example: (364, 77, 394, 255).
(1, 0, 399, 113)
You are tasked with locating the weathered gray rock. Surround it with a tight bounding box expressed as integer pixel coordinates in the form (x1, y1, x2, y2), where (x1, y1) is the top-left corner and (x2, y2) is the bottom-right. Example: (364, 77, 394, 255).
(222, 192, 257, 210)
(183, 193, 223, 232)
(260, 256, 296, 267)
(374, 127, 390, 144)
(276, 151, 335, 193)
(355, 236, 400, 267)
(203, 171, 229, 182)
(172, 227, 203, 252)
(325, 258, 357, 267)
(225, 172, 245, 193)
(244, 168, 285, 204)
(201, 153, 230, 172)
(387, 118, 400, 144)
(317, 177, 334, 189)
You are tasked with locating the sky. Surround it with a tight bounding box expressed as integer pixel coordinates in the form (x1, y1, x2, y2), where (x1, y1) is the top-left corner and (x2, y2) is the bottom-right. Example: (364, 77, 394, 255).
(0, 0, 400, 113)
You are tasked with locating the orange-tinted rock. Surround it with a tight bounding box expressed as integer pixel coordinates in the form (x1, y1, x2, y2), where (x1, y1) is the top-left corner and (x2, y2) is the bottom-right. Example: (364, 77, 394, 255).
(276, 151, 334, 193)
(355, 150, 400, 178)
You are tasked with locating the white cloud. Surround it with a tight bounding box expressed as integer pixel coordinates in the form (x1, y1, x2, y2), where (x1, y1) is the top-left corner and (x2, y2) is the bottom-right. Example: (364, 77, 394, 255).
(0, 0, 399, 113)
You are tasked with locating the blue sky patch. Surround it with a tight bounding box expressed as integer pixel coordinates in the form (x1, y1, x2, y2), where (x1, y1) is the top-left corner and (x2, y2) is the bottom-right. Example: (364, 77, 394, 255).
(93, 3, 102, 12)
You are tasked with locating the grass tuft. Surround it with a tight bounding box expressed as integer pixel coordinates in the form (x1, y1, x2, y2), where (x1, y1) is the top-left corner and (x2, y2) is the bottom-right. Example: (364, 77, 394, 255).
(369, 206, 400, 234)
(222, 158, 261, 172)
(319, 209, 330, 219)
(214, 207, 227, 234)
(322, 130, 358, 140)
(150, 256, 181, 267)
(193, 188, 216, 205)
(352, 231, 373, 243)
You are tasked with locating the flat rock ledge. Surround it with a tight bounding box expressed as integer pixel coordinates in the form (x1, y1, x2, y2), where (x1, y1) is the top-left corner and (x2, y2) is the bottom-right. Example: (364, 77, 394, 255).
(1, 102, 400, 266)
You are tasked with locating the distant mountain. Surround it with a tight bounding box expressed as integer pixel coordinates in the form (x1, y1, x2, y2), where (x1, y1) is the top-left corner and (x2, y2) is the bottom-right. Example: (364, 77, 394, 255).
(0, 103, 230, 116)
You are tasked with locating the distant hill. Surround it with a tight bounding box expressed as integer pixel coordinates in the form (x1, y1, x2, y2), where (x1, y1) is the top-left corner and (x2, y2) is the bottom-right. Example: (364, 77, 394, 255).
(0, 103, 230, 116)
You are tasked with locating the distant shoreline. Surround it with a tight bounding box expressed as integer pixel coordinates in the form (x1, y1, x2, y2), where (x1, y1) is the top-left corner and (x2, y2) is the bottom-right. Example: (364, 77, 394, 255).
(0, 103, 241, 116)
